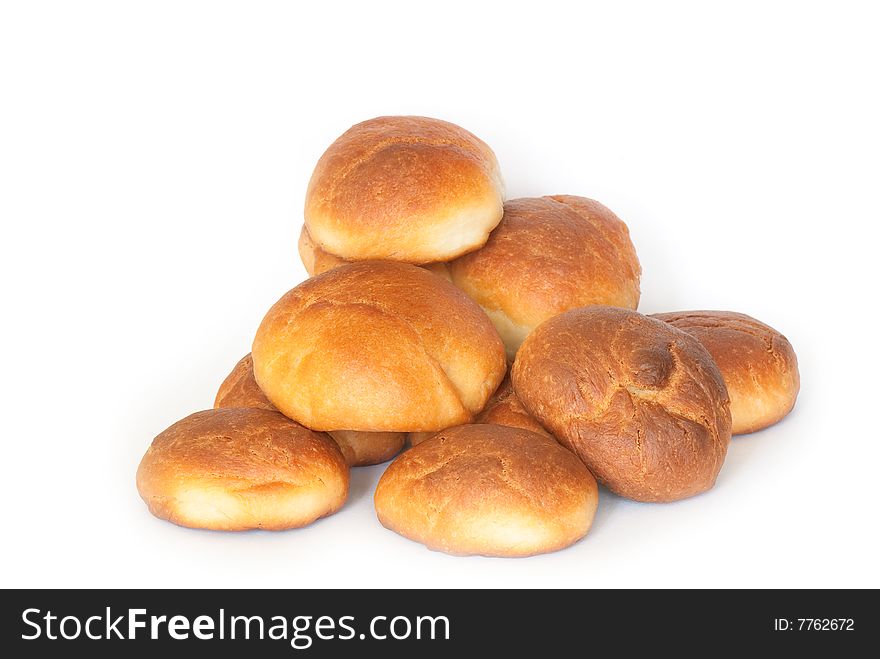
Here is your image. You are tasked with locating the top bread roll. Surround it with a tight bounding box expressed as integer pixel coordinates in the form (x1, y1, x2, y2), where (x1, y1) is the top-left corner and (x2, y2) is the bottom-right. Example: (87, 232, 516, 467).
(252, 261, 507, 432)
(651, 311, 799, 435)
(304, 116, 504, 264)
(446, 196, 641, 357)
(213, 353, 405, 467)
(512, 306, 731, 502)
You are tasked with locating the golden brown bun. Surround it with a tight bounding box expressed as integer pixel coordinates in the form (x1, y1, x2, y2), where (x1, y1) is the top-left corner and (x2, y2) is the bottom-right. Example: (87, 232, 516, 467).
(298, 225, 451, 280)
(475, 374, 552, 438)
(252, 261, 507, 432)
(374, 424, 598, 557)
(512, 306, 731, 502)
(136, 408, 349, 531)
(214, 353, 277, 410)
(304, 116, 504, 264)
(214, 353, 404, 466)
(651, 311, 799, 435)
(447, 196, 641, 357)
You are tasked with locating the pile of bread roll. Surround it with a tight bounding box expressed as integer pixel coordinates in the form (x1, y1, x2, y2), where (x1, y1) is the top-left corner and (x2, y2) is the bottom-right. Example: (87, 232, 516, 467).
(137, 116, 800, 557)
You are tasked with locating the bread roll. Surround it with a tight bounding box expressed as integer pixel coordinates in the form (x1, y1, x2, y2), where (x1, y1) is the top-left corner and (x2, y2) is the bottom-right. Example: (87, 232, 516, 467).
(447, 196, 641, 357)
(512, 306, 731, 502)
(298, 225, 451, 280)
(252, 261, 507, 432)
(374, 424, 598, 557)
(304, 116, 504, 264)
(136, 408, 349, 531)
(214, 353, 404, 466)
(651, 311, 799, 435)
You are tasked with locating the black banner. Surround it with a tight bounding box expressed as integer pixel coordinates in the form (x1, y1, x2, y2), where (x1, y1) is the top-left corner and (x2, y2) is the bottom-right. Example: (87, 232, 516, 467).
(1, 589, 874, 655)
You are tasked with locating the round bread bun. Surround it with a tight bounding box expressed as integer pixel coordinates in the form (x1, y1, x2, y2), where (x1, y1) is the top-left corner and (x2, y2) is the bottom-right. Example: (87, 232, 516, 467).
(447, 196, 641, 357)
(512, 306, 731, 502)
(651, 311, 799, 435)
(374, 424, 598, 557)
(214, 353, 404, 466)
(252, 261, 507, 432)
(136, 408, 349, 531)
(298, 225, 451, 280)
(304, 116, 504, 264)
(475, 374, 552, 438)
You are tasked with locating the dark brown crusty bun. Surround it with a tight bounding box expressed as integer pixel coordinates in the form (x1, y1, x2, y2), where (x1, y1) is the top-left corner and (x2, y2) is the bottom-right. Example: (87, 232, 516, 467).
(298, 225, 451, 280)
(374, 424, 598, 557)
(214, 353, 404, 467)
(136, 408, 349, 531)
(252, 261, 507, 433)
(446, 196, 641, 357)
(304, 116, 504, 264)
(651, 311, 799, 435)
(512, 306, 731, 502)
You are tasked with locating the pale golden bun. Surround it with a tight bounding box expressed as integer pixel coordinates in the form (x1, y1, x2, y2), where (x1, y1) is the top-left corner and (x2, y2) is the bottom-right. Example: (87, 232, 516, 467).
(252, 261, 507, 432)
(475, 374, 552, 438)
(447, 196, 641, 357)
(651, 311, 799, 435)
(374, 424, 598, 557)
(304, 116, 504, 264)
(136, 408, 349, 531)
(298, 225, 451, 280)
(214, 353, 404, 467)
(512, 306, 731, 502)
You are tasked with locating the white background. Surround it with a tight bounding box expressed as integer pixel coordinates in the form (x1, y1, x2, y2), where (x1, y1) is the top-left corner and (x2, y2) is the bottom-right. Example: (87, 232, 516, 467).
(1, 1, 878, 589)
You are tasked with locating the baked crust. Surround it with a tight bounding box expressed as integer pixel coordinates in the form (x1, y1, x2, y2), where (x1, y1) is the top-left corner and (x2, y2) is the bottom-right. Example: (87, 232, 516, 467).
(652, 311, 799, 434)
(304, 116, 504, 263)
(447, 196, 641, 356)
(512, 306, 731, 502)
(374, 424, 598, 557)
(252, 261, 506, 432)
(136, 408, 349, 530)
